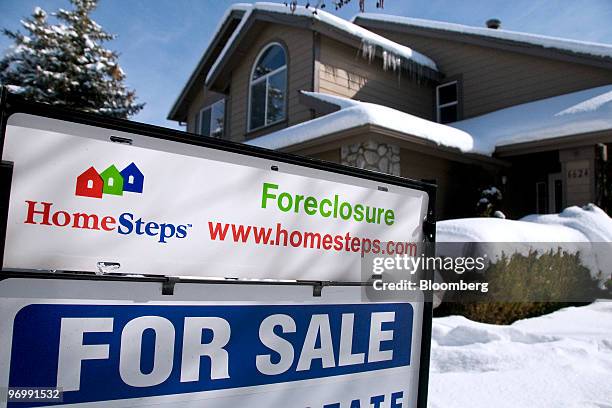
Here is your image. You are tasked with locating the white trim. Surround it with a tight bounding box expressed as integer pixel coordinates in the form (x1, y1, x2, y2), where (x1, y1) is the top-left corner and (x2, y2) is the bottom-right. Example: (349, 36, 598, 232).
(198, 99, 225, 138)
(535, 181, 547, 214)
(436, 80, 458, 123)
(247, 42, 288, 133)
(548, 172, 563, 213)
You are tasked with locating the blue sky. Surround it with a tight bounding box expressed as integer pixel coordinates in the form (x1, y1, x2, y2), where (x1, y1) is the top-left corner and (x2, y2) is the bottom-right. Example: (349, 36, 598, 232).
(2, 0, 612, 129)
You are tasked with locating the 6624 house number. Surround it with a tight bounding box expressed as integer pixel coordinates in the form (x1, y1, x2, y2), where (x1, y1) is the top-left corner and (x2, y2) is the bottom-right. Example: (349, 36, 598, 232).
(567, 168, 589, 179)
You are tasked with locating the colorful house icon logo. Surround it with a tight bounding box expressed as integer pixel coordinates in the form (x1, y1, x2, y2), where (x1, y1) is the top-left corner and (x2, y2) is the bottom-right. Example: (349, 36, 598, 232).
(75, 163, 144, 198)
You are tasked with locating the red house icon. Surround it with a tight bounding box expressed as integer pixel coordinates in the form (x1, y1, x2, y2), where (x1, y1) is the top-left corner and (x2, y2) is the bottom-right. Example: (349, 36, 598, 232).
(75, 166, 104, 198)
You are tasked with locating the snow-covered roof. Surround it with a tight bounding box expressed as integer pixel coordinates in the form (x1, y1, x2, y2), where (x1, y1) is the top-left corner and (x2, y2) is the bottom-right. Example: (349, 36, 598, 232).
(246, 91, 473, 152)
(205, 3, 437, 86)
(452, 84, 612, 155)
(247, 85, 612, 157)
(353, 14, 612, 61)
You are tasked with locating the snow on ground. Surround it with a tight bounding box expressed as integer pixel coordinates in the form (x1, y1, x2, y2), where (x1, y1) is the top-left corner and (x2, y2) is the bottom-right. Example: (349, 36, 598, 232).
(436, 204, 612, 281)
(452, 85, 612, 155)
(206, 2, 437, 86)
(246, 92, 473, 151)
(354, 14, 612, 60)
(429, 301, 612, 408)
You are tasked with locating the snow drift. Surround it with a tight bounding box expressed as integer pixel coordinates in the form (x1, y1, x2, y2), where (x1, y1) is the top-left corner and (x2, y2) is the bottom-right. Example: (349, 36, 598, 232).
(437, 204, 612, 281)
(429, 301, 612, 407)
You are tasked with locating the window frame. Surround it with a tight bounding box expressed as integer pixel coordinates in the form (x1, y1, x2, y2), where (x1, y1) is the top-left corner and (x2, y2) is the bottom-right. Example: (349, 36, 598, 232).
(535, 181, 548, 214)
(247, 42, 288, 133)
(436, 80, 459, 124)
(198, 99, 225, 138)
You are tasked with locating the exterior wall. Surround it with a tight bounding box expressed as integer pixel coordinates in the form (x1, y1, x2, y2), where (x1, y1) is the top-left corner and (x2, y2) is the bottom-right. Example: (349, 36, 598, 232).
(363, 27, 612, 119)
(401, 149, 496, 219)
(227, 24, 314, 142)
(560, 146, 596, 207)
(317, 36, 434, 119)
(400, 148, 451, 219)
(341, 142, 401, 175)
(294, 136, 498, 220)
(186, 88, 225, 134)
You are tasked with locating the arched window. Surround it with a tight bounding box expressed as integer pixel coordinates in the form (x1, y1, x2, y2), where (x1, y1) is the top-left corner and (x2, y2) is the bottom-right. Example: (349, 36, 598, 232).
(249, 43, 287, 131)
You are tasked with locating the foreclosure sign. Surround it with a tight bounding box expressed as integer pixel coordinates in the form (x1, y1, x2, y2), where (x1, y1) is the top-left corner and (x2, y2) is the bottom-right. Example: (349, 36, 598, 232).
(1, 113, 430, 281)
(0, 278, 427, 408)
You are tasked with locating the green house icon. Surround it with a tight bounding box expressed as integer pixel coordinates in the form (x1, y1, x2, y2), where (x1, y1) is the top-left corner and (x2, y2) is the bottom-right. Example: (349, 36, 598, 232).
(100, 165, 124, 196)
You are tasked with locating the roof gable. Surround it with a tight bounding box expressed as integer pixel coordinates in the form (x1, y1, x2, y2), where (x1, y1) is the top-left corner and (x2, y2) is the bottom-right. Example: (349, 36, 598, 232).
(167, 6, 248, 121)
(205, 3, 439, 92)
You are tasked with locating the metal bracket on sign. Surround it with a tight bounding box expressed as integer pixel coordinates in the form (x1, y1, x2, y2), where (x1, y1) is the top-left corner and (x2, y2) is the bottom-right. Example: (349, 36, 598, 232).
(162, 276, 180, 295)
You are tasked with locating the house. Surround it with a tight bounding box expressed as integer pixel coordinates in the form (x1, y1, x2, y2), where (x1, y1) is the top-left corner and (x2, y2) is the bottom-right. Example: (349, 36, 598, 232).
(75, 166, 103, 198)
(100, 165, 124, 196)
(167, 3, 612, 219)
(120, 162, 145, 194)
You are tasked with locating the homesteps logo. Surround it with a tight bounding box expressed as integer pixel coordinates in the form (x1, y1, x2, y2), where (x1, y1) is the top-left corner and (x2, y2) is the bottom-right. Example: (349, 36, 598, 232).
(76, 163, 144, 198)
(23, 163, 191, 243)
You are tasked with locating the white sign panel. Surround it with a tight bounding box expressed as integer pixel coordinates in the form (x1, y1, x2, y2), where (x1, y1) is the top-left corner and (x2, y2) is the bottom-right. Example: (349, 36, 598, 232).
(2, 113, 429, 281)
(0, 278, 426, 408)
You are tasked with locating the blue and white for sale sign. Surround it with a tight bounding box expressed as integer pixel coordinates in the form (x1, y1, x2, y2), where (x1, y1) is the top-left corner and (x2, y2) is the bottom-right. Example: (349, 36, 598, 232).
(0, 278, 426, 408)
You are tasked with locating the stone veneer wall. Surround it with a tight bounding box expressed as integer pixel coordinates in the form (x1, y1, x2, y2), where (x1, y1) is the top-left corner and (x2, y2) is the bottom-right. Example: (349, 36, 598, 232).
(341, 141, 400, 176)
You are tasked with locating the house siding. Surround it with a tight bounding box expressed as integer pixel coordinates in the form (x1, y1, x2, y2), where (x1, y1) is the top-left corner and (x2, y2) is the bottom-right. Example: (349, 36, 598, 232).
(399, 148, 492, 219)
(317, 36, 434, 119)
(363, 28, 612, 119)
(186, 88, 226, 134)
(560, 146, 596, 207)
(228, 24, 314, 142)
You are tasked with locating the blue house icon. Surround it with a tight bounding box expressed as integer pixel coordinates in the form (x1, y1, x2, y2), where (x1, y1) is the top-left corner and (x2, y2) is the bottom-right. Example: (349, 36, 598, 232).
(120, 162, 144, 194)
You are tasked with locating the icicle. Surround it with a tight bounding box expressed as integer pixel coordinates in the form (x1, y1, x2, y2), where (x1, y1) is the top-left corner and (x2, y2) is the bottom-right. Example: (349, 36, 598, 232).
(383, 51, 402, 72)
(359, 40, 434, 85)
(360, 40, 375, 63)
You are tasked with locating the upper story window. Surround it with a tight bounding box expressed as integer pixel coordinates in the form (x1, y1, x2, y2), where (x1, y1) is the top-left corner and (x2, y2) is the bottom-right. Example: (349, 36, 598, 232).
(249, 43, 287, 131)
(198, 99, 225, 138)
(436, 81, 459, 124)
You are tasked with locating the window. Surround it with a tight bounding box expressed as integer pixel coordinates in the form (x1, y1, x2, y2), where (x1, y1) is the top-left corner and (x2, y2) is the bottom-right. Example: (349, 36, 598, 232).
(198, 99, 225, 138)
(436, 81, 459, 124)
(249, 43, 287, 131)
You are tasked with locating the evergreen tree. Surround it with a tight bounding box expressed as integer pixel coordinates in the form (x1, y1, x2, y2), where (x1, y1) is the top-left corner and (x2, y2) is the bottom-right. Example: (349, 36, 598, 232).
(0, 0, 143, 118)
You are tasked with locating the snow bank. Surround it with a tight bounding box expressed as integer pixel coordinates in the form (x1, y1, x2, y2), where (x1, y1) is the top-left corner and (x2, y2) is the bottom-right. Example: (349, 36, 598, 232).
(355, 13, 612, 60)
(206, 3, 437, 85)
(429, 301, 612, 407)
(451, 85, 612, 155)
(247, 91, 473, 151)
(437, 204, 612, 280)
(522, 203, 612, 242)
